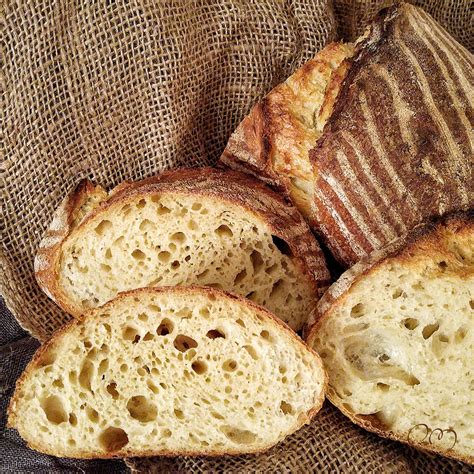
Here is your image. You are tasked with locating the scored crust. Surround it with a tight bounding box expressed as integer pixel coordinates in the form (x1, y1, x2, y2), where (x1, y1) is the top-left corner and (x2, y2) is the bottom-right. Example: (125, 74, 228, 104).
(8, 285, 327, 459)
(220, 3, 473, 268)
(220, 42, 354, 227)
(34, 167, 330, 320)
(306, 210, 474, 465)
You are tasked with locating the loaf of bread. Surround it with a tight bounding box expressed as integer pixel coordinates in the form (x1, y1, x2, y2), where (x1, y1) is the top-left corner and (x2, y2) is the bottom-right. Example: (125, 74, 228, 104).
(34, 168, 330, 331)
(8, 286, 326, 458)
(306, 211, 473, 464)
(220, 3, 473, 267)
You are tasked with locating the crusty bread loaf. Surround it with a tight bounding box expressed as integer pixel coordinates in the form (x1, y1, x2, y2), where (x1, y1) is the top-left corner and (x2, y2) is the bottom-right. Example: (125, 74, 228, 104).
(220, 3, 473, 267)
(34, 168, 330, 331)
(306, 211, 474, 464)
(220, 41, 354, 226)
(8, 286, 326, 458)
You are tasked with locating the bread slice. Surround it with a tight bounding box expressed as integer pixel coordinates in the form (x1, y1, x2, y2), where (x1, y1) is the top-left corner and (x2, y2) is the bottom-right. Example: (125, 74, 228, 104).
(34, 168, 330, 331)
(220, 3, 473, 267)
(306, 211, 474, 464)
(8, 286, 326, 458)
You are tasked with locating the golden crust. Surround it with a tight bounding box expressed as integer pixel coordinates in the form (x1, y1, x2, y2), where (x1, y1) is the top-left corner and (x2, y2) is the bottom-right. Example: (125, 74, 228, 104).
(35, 167, 330, 318)
(8, 285, 327, 459)
(220, 42, 355, 224)
(306, 210, 474, 465)
(34, 180, 107, 316)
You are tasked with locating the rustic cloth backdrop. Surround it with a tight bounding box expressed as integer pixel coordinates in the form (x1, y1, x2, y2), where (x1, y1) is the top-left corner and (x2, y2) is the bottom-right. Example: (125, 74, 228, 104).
(1, 0, 473, 472)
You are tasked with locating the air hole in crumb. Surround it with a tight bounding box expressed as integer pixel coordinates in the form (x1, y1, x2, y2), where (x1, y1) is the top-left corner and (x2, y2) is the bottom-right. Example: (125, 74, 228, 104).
(69, 413, 77, 426)
(157, 318, 174, 336)
(250, 250, 264, 273)
(470, 300, 474, 310)
(143, 332, 154, 341)
(86, 407, 100, 423)
(377, 383, 390, 392)
(270, 279, 284, 298)
(105, 248, 112, 259)
(138, 313, 148, 322)
(99, 427, 129, 452)
(378, 353, 390, 363)
(212, 411, 224, 420)
(350, 303, 365, 318)
(163, 429, 172, 438)
(170, 232, 186, 243)
(98, 359, 109, 376)
(422, 323, 439, 339)
(94, 220, 112, 235)
(402, 318, 419, 330)
(191, 360, 208, 375)
(438, 261, 447, 271)
(132, 249, 146, 260)
(127, 396, 157, 422)
(280, 401, 294, 415)
(260, 330, 273, 342)
(123, 326, 141, 343)
(171, 260, 180, 269)
(220, 426, 257, 444)
(235, 319, 245, 328)
(455, 327, 467, 343)
(38, 350, 57, 368)
(234, 269, 247, 285)
(120, 363, 128, 373)
(158, 251, 171, 263)
(438, 334, 449, 343)
(174, 335, 198, 352)
(136, 199, 146, 209)
(147, 380, 159, 394)
(40, 395, 67, 424)
(243, 345, 258, 360)
(215, 224, 233, 238)
(174, 409, 185, 420)
(52, 379, 64, 388)
(392, 288, 403, 299)
(79, 360, 94, 392)
(271, 235, 292, 256)
(206, 329, 225, 339)
(223, 360, 237, 372)
(192, 202, 202, 211)
(100, 263, 112, 272)
(225, 386, 232, 394)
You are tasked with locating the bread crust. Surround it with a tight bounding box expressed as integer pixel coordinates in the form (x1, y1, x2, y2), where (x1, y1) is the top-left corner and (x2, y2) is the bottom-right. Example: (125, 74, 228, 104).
(35, 167, 330, 318)
(8, 285, 327, 459)
(34, 180, 107, 315)
(306, 209, 474, 465)
(220, 3, 473, 268)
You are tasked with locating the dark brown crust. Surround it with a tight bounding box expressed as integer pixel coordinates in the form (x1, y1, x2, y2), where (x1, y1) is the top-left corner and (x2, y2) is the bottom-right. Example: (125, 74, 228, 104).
(306, 210, 474, 465)
(309, 3, 473, 266)
(220, 3, 473, 269)
(8, 285, 327, 459)
(35, 167, 330, 320)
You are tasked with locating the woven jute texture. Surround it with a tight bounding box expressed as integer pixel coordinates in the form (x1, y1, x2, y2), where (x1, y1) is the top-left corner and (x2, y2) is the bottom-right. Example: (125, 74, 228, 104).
(2, 0, 473, 472)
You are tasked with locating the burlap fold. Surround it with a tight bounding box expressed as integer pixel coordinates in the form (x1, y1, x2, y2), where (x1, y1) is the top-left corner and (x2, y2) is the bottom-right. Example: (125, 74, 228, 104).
(2, 0, 473, 472)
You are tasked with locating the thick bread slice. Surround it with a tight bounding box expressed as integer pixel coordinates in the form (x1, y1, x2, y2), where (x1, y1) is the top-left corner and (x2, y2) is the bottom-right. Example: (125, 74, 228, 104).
(35, 168, 330, 331)
(220, 3, 473, 267)
(306, 211, 474, 464)
(8, 286, 326, 458)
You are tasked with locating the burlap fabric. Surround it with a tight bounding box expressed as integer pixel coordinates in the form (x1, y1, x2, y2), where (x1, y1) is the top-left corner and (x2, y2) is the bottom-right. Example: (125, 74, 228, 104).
(1, 0, 473, 472)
